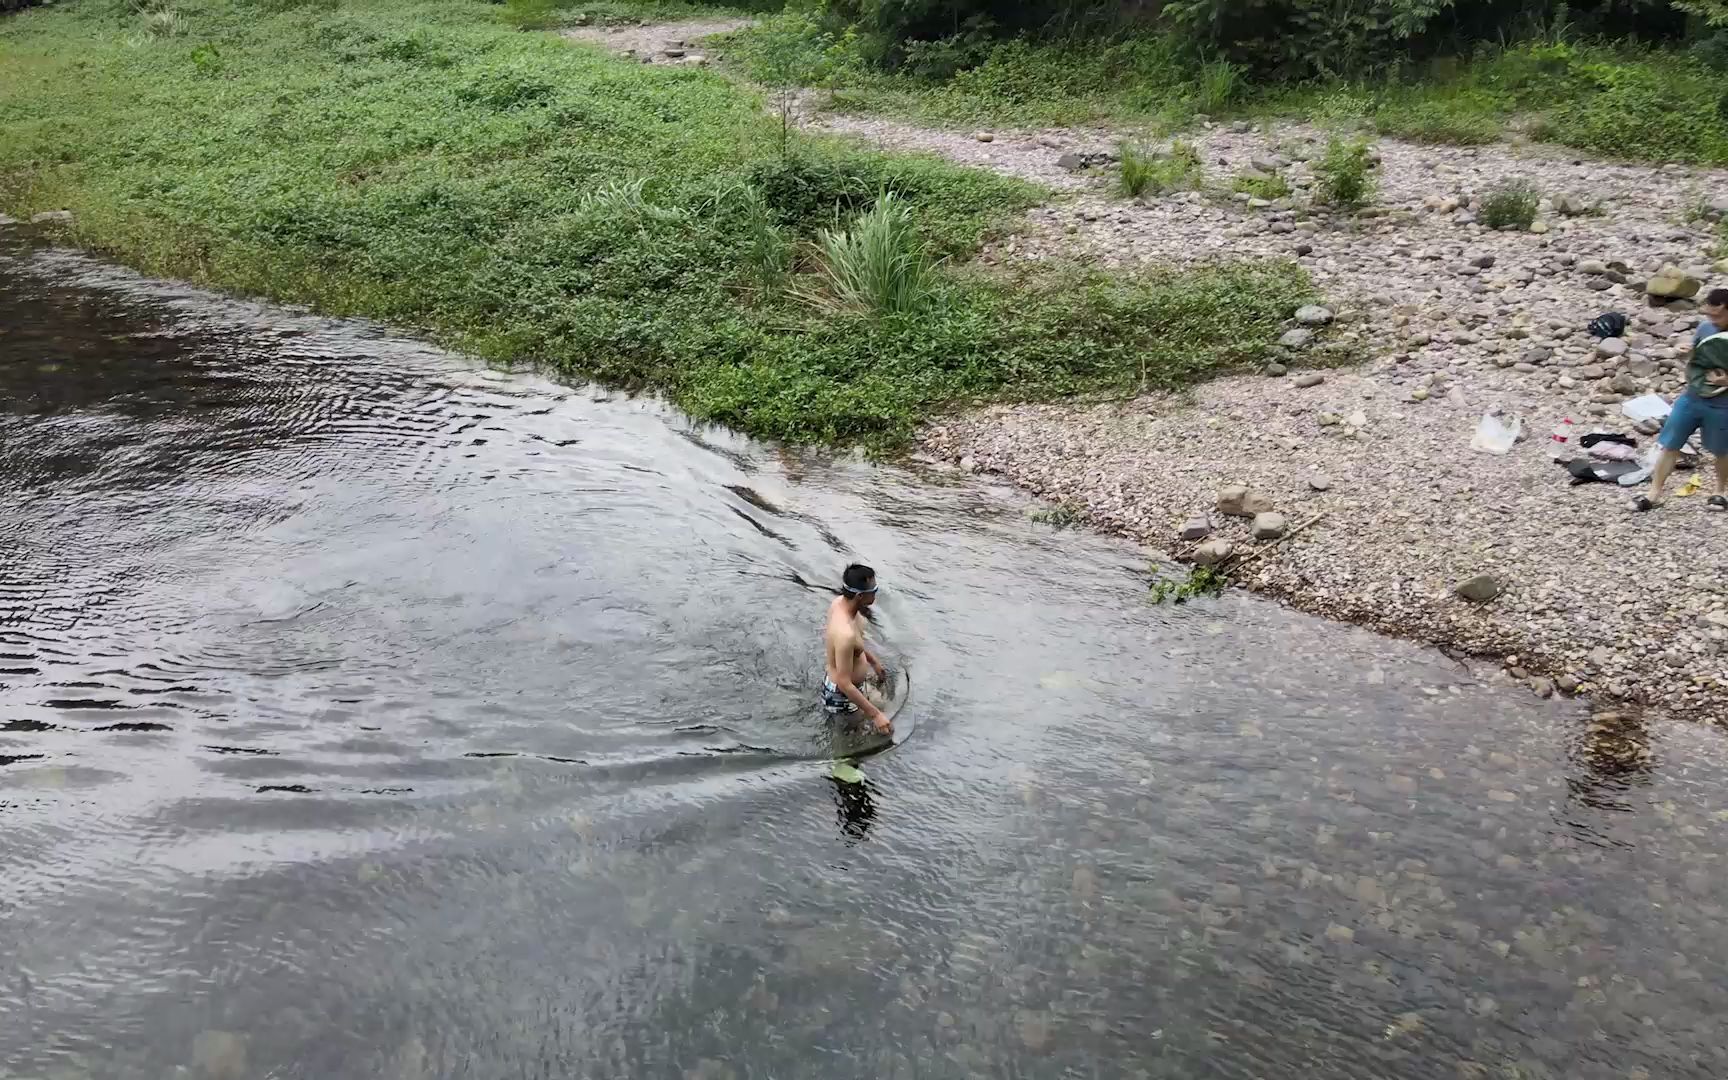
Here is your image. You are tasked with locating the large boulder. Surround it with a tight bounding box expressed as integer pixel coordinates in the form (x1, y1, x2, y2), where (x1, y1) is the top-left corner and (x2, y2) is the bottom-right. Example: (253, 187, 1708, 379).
(1646, 263, 1702, 300)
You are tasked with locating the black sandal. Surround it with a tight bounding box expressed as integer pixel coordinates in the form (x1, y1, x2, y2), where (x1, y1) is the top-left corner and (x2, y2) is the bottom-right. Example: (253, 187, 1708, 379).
(1709, 495, 1728, 512)
(1632, 496, 1660, 512)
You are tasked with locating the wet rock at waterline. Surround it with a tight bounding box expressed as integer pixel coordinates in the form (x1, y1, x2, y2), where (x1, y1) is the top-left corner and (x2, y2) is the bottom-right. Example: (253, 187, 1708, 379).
(1191, 538, 1235, 566)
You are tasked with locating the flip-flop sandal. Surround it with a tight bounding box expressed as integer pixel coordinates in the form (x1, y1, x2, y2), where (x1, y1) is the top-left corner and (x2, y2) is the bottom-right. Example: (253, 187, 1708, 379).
(1632, 496, 1661, 512)
(1709, 495, 1728, 512)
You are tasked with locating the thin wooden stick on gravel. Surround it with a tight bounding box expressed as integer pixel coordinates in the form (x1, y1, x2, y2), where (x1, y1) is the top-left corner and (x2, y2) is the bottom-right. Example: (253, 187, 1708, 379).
(1226, 511, 1329, 572)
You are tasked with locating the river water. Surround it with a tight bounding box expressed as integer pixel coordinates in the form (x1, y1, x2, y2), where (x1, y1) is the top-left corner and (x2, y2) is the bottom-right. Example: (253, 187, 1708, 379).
(4, 231, 1728, 1079)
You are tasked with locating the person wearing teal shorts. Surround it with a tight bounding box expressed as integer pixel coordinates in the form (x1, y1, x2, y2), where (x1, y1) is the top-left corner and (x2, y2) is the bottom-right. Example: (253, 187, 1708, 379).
(1634, 288, 1728, 512)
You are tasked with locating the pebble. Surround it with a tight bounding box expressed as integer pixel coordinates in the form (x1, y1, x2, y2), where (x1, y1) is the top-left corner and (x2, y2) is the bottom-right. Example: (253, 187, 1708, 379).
(1281, 329, 1316, 349)
(1293, 372, 1325, 388)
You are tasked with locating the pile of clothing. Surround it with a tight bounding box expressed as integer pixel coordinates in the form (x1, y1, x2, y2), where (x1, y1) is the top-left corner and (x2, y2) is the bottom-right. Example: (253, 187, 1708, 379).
(1559, 431, 1699, 486)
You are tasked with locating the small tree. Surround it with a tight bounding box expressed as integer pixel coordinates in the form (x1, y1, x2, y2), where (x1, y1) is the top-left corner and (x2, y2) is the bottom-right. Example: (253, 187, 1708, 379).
(748, 13, 838, 156)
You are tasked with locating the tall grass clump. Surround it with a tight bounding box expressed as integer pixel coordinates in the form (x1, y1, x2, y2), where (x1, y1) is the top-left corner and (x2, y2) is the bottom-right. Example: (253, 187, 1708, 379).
(1479, 177, 1540, 230)
(1119, 139, 1202, 198)
(1313, 137, 1376, 209)
(1193, 59, 1242, 113)
(1119, 140, 1157, 197)
(799, 192, 937, 316)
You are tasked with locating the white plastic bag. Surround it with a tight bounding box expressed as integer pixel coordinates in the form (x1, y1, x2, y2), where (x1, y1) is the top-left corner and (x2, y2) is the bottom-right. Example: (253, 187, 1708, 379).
(1470, 411, 1522, 455)
(1621, 394, 1671, 422)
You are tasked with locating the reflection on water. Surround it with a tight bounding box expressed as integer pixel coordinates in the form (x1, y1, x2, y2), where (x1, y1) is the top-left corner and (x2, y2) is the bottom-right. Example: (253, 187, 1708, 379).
(6, 229, 1728, 1079)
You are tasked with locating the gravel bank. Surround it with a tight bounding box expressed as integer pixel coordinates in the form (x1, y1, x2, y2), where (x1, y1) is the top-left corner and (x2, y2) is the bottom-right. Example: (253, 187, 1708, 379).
(566, 22, 1728, 718)
(863, 119, 1728, 720)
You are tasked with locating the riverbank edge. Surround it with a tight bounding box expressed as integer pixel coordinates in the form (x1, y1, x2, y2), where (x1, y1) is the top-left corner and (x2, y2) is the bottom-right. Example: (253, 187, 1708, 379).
(916, 434, 1716, 726)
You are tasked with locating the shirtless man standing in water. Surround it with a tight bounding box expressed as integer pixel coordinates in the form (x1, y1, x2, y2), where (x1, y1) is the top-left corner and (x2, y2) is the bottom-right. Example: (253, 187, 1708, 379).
(823, 563, 891, 734)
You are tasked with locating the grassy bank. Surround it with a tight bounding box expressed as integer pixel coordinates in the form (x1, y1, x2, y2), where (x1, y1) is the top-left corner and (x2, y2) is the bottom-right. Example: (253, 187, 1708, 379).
(0, 0, 1309, 447)
(722, 13, 1728, 166)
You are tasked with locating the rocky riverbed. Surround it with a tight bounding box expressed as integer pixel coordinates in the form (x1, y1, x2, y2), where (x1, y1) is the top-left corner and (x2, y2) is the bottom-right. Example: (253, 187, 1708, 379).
(864, 121, 1728, 720)
(590, 24, 1728, 719)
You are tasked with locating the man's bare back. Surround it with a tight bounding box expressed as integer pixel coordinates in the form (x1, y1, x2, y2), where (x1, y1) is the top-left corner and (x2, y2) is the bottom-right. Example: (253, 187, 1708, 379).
(822, 564, 889, 733)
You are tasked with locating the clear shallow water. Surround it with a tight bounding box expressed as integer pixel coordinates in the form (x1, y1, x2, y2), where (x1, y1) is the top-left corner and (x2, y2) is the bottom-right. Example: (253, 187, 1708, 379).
(3, 233, 1728, 1079)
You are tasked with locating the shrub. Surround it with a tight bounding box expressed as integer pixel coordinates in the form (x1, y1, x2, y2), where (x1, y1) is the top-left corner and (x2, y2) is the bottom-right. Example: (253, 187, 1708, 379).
(797, 192, 938, 316)
(1313, 136, 1376, 209)
(1479, 177, 1540, 230)
(746, 154, 872, 230)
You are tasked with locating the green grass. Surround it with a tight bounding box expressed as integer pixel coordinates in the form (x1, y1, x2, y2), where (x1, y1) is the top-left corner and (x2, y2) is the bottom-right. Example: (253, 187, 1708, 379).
(726, 15, 1728, 167)
(1231, 171, 1291, 200)
(0, 0, 1311, 447)
(726, 29, 1223, 129)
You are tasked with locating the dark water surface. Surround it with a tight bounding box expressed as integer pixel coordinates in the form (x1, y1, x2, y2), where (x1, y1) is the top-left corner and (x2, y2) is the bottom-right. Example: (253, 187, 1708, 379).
(5, 233, 1728, 1079)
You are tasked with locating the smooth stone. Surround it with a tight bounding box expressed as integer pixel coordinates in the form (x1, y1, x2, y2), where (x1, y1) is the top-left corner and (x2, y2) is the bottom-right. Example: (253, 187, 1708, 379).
(1251, 511, 1288, 540)
(1191, 539, 1235, 566)
(1178, 516, 1214, 541)
(1454, 574, 1505, 603)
